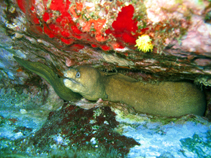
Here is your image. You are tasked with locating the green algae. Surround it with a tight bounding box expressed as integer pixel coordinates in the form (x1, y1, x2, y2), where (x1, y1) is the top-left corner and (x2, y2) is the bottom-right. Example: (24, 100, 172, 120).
(180, 131, 211, 157)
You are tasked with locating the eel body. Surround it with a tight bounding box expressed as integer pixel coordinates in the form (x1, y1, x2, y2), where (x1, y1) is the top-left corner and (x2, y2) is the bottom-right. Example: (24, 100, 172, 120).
(14, 56, 82, 101)
(63, 66, 206, 117)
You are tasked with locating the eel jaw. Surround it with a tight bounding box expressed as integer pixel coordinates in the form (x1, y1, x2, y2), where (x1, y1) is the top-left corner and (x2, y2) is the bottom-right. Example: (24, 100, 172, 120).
(64, 77, 79, 84)
(63, 77, 84, 86)
(63, 77, 85, 93)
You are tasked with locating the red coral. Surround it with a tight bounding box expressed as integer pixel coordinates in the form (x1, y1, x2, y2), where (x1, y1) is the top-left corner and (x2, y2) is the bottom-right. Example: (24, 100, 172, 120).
(43, 12, 50, 22)
(16, 0, 26, 13)
(106, 5, 138, 45)
(112, 5, 137, 33)
(44, 24, 55, 38)
(61, 38, 74, 45)
(16, 0, 141, 52)
(71, 44, 85, 51)
(101, 45, 111, 51)
(50, 0, 70, 13)
(60, 29, 71, 38)
(91, 44, 97, 48)
(48, 24, 61, 37)
(30, 6, 40, 24)
(71, 25, 82, 35)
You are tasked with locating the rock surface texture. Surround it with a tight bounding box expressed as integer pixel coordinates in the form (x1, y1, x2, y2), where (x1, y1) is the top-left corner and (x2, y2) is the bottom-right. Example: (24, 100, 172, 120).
(1, 0, 211, 157)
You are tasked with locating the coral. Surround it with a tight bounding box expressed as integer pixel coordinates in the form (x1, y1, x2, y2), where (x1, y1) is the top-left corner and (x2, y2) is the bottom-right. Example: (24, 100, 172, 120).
(2, 0, 211, 82)
(105, 4, 139, 47)
(135, 35, 153, 53)
(14, 0, 207, 56)
(15, 0, 147, 52)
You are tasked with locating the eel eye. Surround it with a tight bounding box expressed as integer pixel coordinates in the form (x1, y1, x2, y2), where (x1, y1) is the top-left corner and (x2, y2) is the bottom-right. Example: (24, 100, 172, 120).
(76, 71, 80, 78)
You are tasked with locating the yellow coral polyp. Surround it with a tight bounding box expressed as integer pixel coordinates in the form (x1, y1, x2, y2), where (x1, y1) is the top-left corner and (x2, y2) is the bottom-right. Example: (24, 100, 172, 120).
(135, 35, 153, 53)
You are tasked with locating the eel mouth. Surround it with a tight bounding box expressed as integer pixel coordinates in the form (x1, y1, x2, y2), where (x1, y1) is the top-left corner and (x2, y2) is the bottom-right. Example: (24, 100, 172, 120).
(63, 77, 84, 87)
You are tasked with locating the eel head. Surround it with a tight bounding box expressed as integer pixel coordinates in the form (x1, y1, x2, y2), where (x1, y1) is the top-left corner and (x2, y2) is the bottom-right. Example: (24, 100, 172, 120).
(63, 66, 107, 101)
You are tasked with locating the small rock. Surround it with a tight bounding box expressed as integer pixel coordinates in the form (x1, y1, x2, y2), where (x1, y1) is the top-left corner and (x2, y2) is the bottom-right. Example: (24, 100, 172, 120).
(194, 58, 211, 66)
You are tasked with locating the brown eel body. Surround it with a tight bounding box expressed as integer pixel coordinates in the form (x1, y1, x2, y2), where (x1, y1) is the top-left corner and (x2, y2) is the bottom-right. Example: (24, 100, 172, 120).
(64, 66, 206, 117)
(14, 56, 82, 101)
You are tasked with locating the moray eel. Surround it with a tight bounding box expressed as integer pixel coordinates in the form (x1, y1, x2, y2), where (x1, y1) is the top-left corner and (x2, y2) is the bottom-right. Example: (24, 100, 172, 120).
(14, 56, 82, 101)
(63, 66, 206, 117)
